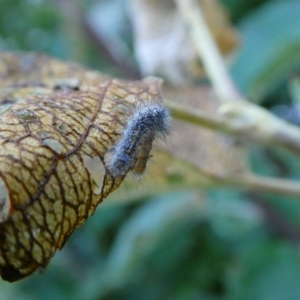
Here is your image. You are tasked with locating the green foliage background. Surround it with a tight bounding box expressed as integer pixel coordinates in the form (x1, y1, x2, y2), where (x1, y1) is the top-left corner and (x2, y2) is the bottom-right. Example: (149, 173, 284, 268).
(1, 0, 300, 299)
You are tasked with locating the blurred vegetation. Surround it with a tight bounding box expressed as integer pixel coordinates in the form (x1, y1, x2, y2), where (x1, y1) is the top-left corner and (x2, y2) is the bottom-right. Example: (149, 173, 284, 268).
(1, 0, 300, 299)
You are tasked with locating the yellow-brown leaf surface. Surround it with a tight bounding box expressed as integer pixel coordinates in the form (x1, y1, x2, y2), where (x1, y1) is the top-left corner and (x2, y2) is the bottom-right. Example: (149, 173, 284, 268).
(0, 52, 164, 282)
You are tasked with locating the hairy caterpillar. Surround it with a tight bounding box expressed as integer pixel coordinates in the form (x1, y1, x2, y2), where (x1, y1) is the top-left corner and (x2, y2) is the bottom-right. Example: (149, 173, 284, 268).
(107, 102, 170, 178)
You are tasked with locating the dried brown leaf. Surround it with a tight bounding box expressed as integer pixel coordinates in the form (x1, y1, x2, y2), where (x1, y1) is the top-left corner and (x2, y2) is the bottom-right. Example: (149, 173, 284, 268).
(0, 53, 164, 282)
(0, 52, 111, 88)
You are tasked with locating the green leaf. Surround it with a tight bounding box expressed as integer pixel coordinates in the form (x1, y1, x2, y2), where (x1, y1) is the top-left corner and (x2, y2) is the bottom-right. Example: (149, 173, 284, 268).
(231, 0, 300, 102)
(230, 241, 300, 300)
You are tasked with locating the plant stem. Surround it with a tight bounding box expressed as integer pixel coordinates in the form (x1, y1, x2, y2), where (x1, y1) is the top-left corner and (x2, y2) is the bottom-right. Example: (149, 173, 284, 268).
(174, 0, 241, 100)
(166, 99, 300, 155)
(172, 0, 300, 198)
